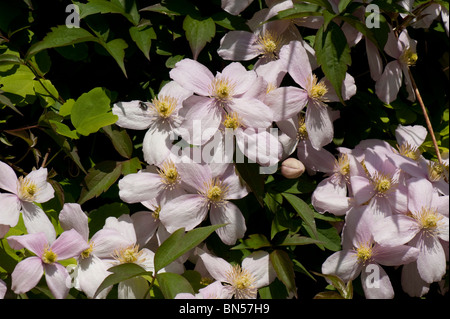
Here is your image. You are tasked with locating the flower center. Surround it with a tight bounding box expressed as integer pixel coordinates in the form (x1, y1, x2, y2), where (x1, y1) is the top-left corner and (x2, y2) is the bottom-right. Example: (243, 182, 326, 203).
(113, 244, 145, 264)
(297, 115, 308, 140)
(225, 264, 257, 299)
(400, 48, 418, 66)
(200, 178, 229, 207)
(18, 176, 39, 202)
(371, 172, 397, 196)
(42, 247, 58, 264)
(415, 207, 443, 232)
(81, 241, 94, 259)
(151, 95, 177, 119)
(152, 206, 161, 220)
(308, 75, 328, 101)
(398, 142, 421, 161)
(257, 31, 282, 60)
(210, 77, 235, 104)
(355, 242, 374, 265)
(427, 161, 446, 182)
(158, 160, 181, 189)
(223, 112, 241, 130)
(337, 154, 350, 176)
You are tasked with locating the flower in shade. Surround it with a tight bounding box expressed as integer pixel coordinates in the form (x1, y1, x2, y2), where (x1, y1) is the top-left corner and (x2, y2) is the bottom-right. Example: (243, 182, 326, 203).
(112, 81, 192, 166)
(322, 206, 419, 299)
(0, 279, 6, 299)
(221, 0, 254, 15)
(196, 248, 276, 299)
(159, 163, 248, 245)
(7, 229, 89, 299)
(372, 177, 449, 297)
(0, 161, 55, 242)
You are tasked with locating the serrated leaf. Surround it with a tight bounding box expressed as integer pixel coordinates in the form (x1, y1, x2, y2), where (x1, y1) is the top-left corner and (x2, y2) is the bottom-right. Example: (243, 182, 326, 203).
(282, 193, 318, 239)
(75, 0, 140, 25)
(78, 161, 122, 205)
(129, 25, 156, 60)
(94, 263, 153, 298)
(102, 125, 133, 159)
(26, 26, 99, 57)
(183, 15, 215, 60)
(156, 272, 195, 299)
(314, 21, 351, 103)
(71, 87, 118, 136)
(270, 250, 297, 298)
(154, 224, 225, 273)
(101, 38, 128, 77)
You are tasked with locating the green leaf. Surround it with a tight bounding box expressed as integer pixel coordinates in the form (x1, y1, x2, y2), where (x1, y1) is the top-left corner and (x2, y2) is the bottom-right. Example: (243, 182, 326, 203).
(154, 224, 225, 273)
(0, 54, 22, 66)
(235, 161, 265, 207)
(231, 234, 272, 250)
(88, 202, 130, 236)
(282, 193, 318, 239)
(102, 125, 133, 159)
(94, 263, 153, 298)
(183, 15, 215, 60)
(75, 0, 140, 25)
(101, 38, 128, 77)
(78, 160, 123, 205)
(48, 120, 79, 139)
(156, 272, 195, 299)
(312, 271, 353, 299)
(59, 98, 75, 117)
(314, 21, 351, 103)
(33, 79, 59, 107)
(337, 0, 353, 13)
(0, 64, 36, 101)
(269, 250, 297, 298)
(71, 87, 118, 136)
(26, 26, 99, 57)
(278, 234, 324, 247)
(267, 2, 322, 22)
(129, 25, 156, 60)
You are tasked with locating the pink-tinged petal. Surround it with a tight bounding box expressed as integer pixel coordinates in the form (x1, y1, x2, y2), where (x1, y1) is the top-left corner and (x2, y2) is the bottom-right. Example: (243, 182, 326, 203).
(169, 59, 214, 96)
(349, 176, 373, 205)
(219, 164, 249, 200)
(407, 177, 433, 214)
(389, 185, 408, 214)
(131, 211, 158, 247)
(51, 229, 90, 260)
(386, 153, 426, 179)
(236, 128, 281, 167)
(118, 172, 164, 203)
(177, 95, 223, 145)
(401, 262, 430, 297)
(305, 101, 334, 150)
(0, 193, 20, 227)
(11, 257, 43, 294)
(196, 248, 233, 283)
(372, 215, 420, 247)
(395, 124, 427, 149)
(434, 194, 449, 217)
(367, 196, 393, 219)
(78, 255, 112, 299)
(221, 62, 258, 96)
(228, 97, 274, 129)
(8, 232, 47, 256)
(112, 100, 153, 130)
(242, 251, 276, 288)
(366, 39, 383, 81)
(312, 178, 350, 216)
(414, 234, 446, 283)
(277, 117, 298, 140)
(44, 263, 70, 299)
(321, 73, 356, 102)
(341, 206, 374, 249)
(104, 214, 137, 244)
(321, 250, 362, 282)
(59, 203, 89, 241)
(282, 40, 312, 88)
(176, 162, 211, 193)
(159, 194, 208, 233)
(361, 263, 394, 299)
(0, 224, 9, 238)
(300, 141, 336, 173)
(90, 228, 131, 259)
(0, 279, 6, 299)
(158, 80, 193, 102)
(21, 201, 56, 243)
(264, 86, 308, 122)
(25, 168, 54, 203)
(142, 126, 172, 166)
(0, 161, 18, 194)
(217, 31, 260, 61)
(373, 245, 419, 266)
(384, 29, 403, 59)
(209, 202, 246, 245)
(375, 60, 403, 104)
(221, 0, 253, 15)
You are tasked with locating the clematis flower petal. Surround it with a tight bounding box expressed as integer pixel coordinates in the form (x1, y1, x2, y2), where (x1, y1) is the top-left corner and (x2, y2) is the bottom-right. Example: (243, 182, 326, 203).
(21, 201, 56, 243)
(51, 229, 90, 260)
(305, 100, 335, 150)
(209, 202, 246, 245)
(264, 86, 308, 122)
(59, 203, 89, 241)
(218, 31, 260, 61)
(118, 171, 164, 203)
(0, 161, 19, 194)
(112, 100, 153, 130)
(169, 58, 214, 96)
(7, 232, 47, 256)
(321, 249, 362, 282)
(25, 168, 54, 203)
(241, 251, 276, 288)
(361, 263, 394, 299)
(11, 257, 44, 294)
(0, 193, 21, 227)
(44, 263, 71, 299)
(375, 60, 403, 104)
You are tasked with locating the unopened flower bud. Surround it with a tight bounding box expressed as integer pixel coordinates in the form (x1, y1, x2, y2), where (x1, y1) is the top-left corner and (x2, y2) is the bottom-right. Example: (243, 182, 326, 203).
(281, 158, 305, 179)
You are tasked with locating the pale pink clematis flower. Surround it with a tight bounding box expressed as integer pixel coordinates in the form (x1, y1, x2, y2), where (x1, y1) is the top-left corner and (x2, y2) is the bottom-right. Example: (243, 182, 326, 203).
(375, 29, 418, 104)
(322, 206, 419, 299)
(159, 163, 249, 245)
(221, 0, 254, 15)
(175, 280, 229, 299)
(196, 248, 276, 299)
(59, 203, 133, 299)
(265, 40, 356, 150)
(112, 81, 192, 166)
(0, 161, 55, 242)
(372, 178, 449, 296)
(169, 59, 274, 146)
(7, 229, 89, 299)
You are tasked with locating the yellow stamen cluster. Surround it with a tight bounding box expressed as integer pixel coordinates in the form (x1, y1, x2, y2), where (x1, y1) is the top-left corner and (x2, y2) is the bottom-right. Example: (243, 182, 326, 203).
(297, 115, 308, 140)
(427, 162, 446, 182)
(18, 176, 39, 202)
(200, 178, 229, 207)
(371, 172, 396, 196)
(223, 112, 241, 130)
(113, 244, 145, 264)
(415, 207, 443, 235)
(81, 242, 94, 259)
(158, 160, 181, 189)
(42, 247, 58, 264)
(257, 31, 282, 60)
(308, 74, 328, 101)
(152, 205, 161, 220)
(355, 242, 374, 265)
(210, 77, 235, 104)
(397, 142, 421, 161)
(225, 264, 257, 299)
(400, 48, 418, 66)
(151, 95, 178, 120)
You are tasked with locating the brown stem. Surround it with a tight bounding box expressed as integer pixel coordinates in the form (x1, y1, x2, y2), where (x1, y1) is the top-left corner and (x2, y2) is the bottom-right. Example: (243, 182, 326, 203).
(407, 67, 443, 165)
